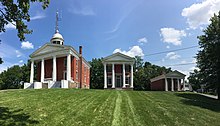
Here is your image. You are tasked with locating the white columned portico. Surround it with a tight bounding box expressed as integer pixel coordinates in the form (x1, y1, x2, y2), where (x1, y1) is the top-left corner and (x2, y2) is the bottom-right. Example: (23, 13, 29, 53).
(112, 63, 115, 88)
(53, 56, 57, 81)
(165, 77, 168, 91)
(177, 79, 180, 91)
(183, 79, 185, 91)
(67, 54, 71, 81)
(41, 59, 45, 82)
(130, 64, 133, 88)
(30, 60, 34, 83)
(123, 63, 126, 88)
(104, 63, 107, 88)
(171, 78, 174, 91)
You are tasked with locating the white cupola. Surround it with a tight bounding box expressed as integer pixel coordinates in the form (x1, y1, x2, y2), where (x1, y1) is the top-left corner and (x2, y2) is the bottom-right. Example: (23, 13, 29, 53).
(50, 11, 64, 45)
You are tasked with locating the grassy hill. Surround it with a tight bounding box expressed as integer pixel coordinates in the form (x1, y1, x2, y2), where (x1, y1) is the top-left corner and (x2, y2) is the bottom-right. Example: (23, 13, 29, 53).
(0, 89, 220, 126)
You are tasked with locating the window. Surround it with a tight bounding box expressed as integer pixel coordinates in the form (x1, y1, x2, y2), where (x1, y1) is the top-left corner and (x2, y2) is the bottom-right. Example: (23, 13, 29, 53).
(125, 65, 130, 72)
(76, 59, 78, 68)
(76, 59, 78, 67)
(64, 58, 67, 67)
(107, 65, 111, 72)
(76, 71, 78, 80)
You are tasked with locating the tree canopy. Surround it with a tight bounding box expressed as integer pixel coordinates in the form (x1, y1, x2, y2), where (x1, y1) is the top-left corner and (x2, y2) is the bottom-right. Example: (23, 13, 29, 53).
(89, 58, 104, 89)
(196, 11, 220, 99)
(0, 0, 50, 41)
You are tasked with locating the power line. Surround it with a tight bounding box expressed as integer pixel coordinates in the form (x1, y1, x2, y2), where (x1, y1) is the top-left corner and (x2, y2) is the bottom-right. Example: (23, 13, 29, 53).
(145, 45, 199, 56)
(165, 62, 196, 67)
(149, 56, 196, 62)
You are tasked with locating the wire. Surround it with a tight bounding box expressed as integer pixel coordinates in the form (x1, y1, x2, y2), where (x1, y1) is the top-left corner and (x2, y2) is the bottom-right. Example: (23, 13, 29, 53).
(145, 45, 199, 56)
(164, 62, 196, 67)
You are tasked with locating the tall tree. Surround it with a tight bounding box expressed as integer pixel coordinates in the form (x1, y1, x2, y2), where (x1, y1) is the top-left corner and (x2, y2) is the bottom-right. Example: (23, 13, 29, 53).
(0, 0, 50, 41)
(197, 11, 220, 100)
(89, 58, 104, 89)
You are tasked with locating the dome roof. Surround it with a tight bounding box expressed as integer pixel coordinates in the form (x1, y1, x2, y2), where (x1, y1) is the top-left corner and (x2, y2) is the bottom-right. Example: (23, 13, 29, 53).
(52, 32, 63, 40)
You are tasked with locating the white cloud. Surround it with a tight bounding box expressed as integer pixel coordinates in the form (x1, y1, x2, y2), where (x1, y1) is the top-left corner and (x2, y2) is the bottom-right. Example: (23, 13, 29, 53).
(166, 45, 170, 49)
(113, 45, 144, 57)
(5, 22, 16, 29)
(192, 58, 197, 63)
(69, 6, 95, 16)
(106, 0, 142, 33)
(19, 60, 23, 63)
(30, 12, 46, 20)
(138, 37, 148, 45)
(182, 0, 220, 29)
(15, 50, 22, 57)
(181, 60, 187, 64)
(0, 42, 23, 59)
(189, 66, 200, 71)
(160, 28, 186, 46)
(21, 41, 34, 49)
(166, 52, 181, 60)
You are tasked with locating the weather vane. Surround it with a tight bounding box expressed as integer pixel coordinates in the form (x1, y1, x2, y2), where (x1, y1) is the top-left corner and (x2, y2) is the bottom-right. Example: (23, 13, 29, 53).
(55, 10, 62, 33)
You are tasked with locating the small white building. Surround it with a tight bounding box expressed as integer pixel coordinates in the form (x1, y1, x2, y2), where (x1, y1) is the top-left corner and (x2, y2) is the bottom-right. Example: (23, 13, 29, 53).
(102, 52, 135, 89)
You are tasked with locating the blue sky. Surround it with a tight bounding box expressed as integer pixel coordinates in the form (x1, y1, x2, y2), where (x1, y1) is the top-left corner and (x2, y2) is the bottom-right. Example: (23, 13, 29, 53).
(1, 0, 220, 77)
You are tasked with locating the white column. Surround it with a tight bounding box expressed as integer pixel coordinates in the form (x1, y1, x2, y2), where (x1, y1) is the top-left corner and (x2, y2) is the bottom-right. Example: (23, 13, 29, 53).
(104, 63, 107, 88)
(130, 64, 133, 88)
(123, 63, 126, 88)
(30, 60, 34, 83)
(41, 59, 44, 82)
(183, 79, 185, 91)
(177, 79, 180, 91)
(67, 54, 71, 81)
(165, 78, 168, 91)
(53, 56, 57, 81)
(171, 78, 174, 91)
(112, 63, 115, 88)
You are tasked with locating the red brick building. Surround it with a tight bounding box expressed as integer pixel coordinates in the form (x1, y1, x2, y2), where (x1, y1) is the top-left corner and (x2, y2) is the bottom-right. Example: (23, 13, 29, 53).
(24, 12, 91, 89)
(150, 70, 186, 91)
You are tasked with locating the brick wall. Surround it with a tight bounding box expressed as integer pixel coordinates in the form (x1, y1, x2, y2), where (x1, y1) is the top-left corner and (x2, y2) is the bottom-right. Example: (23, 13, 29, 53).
(44, 59, 52, 78)
(115, 64, 122, 73)
(56, 57, 65, 81)
(151, 79, 165, 91)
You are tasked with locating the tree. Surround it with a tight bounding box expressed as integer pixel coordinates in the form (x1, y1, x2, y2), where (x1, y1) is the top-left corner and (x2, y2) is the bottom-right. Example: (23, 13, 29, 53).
(0, 62, 30, 89)
(197, 11, 220, 100)
(134, 56, 143, 71)
(188, 69, 203, 91)
(0, 65, 23, 89)
(133, 59, 172, 90)
(89, 58, 104, 89)
(0, 57, 3, 64)
(0, 0, 50, 41)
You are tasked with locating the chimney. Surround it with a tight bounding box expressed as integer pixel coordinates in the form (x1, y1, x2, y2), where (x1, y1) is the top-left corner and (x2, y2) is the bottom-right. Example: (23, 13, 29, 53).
(79, 46, 83, 88)
(79, 46, 82, 55)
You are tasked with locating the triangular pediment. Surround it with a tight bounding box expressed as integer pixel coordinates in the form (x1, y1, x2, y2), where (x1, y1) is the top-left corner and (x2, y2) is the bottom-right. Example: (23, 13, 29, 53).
(166, 70, 185, 78)
(103, 52, 135, 62)
(30, 43, 67, 57)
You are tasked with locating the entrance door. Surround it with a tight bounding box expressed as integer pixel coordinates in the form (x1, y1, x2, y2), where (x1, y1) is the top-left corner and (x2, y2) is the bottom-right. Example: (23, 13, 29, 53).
(115, 75, 122, 88)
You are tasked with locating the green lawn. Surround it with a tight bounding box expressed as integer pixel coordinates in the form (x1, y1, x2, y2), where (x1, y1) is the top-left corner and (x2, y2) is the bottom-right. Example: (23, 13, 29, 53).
(0, 89, 220, 126)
